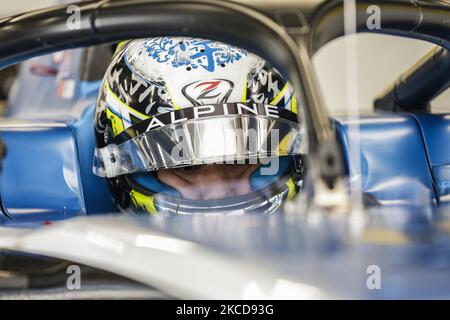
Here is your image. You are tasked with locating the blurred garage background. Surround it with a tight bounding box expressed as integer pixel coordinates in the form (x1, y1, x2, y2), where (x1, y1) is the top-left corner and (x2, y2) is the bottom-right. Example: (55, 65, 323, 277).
(0, 0, 448, 116)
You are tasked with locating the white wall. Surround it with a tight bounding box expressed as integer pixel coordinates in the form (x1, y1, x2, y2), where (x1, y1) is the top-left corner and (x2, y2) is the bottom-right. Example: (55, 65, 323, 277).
(0, 0, 57, 17)
(313, 34, 450, 116)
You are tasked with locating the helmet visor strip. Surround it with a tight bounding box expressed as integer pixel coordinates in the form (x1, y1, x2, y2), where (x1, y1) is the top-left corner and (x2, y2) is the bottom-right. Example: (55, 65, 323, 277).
(93, 103, 305, 178)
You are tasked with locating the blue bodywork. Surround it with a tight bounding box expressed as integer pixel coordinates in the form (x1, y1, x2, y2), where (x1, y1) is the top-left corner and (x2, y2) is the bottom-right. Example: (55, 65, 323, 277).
(0, 105, 117, 227)
(0, 49, 449, 226)
(334, 114, 439, 206)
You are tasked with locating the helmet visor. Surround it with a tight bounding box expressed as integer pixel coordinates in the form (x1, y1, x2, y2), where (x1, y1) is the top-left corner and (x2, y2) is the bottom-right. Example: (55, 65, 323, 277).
(93, 103, 305, 178)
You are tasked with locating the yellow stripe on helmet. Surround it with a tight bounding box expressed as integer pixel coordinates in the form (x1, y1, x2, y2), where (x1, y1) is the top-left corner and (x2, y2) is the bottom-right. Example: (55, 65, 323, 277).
(106, 106, 125, 137)
(130, 189, 158, 215)
(276, 133, 292, 156)
(241, 78, 248, 102)
(270, 82, 289, 105)
(291, 95, 298, 115)
(286, 178, 297, 201)
(114, 40, 130, 56)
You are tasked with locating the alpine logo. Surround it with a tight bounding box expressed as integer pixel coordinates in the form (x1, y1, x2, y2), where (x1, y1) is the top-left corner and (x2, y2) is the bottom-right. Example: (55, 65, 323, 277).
(182, 79, 234, 105)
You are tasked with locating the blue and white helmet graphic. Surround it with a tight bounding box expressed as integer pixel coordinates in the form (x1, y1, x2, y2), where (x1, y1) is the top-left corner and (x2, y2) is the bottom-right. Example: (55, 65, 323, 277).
(93, 37, 305, 215)
(95, 37, 299, 134)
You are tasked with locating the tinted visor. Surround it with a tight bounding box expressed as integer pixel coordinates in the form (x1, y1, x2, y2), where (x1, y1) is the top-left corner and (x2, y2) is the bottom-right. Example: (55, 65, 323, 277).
(93, 103, 305, 178)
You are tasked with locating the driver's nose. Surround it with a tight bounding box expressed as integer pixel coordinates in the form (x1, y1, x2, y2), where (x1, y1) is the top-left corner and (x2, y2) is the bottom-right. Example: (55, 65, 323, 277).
(157, 164, 259, 200)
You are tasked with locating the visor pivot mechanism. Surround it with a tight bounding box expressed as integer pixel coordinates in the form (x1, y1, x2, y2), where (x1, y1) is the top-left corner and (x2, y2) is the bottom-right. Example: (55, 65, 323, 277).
(94, 144, 121, 178)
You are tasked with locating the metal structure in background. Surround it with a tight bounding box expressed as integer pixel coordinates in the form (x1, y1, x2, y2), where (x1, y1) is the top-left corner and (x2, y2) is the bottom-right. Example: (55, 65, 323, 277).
(375, 47, 450, 112)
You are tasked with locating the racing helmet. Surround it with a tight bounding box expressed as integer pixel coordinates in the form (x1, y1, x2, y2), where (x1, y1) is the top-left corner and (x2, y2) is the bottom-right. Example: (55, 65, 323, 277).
(93, 37, 306, 215)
